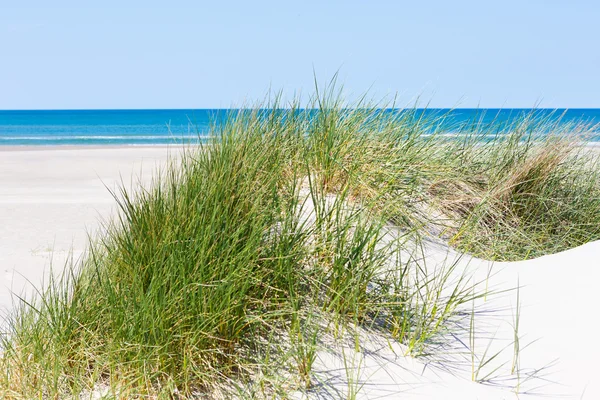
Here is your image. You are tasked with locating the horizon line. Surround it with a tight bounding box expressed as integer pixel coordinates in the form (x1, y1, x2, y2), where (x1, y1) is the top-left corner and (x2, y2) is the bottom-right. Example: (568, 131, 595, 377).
(1, 107, 600, 112)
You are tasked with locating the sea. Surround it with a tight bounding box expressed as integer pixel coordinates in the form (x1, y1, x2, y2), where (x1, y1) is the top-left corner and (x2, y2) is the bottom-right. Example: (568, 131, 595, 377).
(0, 109, 599, 146)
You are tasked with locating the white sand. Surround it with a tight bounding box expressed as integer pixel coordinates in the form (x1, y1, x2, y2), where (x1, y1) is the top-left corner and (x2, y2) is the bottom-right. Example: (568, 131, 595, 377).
(1, 146, 598, 399)
(0, 146, 177, 316)
(300, 238, 600, 399)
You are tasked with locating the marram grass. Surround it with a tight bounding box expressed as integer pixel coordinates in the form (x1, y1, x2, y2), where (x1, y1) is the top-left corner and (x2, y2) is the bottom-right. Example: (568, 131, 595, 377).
(1, 89, 600, 398)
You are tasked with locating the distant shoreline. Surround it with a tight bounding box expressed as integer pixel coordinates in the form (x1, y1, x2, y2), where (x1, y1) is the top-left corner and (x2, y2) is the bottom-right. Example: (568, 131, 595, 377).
(1, 141, 599, 152)
(0, 144, 194, 152)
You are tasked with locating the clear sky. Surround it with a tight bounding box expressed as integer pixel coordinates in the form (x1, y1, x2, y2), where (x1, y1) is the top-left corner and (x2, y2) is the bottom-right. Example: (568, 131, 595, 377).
(1, 1, 599, 109)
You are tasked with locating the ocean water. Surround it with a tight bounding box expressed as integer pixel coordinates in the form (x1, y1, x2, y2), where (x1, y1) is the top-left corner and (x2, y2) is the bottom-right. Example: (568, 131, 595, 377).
(0, 109, 599, 146)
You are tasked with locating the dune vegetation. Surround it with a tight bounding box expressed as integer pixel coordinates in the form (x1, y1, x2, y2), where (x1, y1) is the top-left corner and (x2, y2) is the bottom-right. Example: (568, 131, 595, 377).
(1, 84, 600, 398)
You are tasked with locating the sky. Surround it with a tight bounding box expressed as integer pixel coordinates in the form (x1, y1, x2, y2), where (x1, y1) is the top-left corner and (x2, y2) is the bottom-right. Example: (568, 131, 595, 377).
(1, 0, 599, 109)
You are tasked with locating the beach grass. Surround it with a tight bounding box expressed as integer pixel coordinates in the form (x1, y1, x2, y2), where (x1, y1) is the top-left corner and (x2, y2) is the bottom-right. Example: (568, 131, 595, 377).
(1, 87, 600, 398)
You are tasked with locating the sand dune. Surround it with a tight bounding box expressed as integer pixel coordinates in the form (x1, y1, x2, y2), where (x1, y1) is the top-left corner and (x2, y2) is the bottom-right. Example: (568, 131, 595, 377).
(299, 238, 600, 399)
(1, 146, 597, 399)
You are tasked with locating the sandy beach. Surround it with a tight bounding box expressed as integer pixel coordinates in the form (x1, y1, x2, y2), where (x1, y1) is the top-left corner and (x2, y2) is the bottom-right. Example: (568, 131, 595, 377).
(1, 145, 599, 399)
(0, 146, 178, 315)
(3, 0, 599, 396)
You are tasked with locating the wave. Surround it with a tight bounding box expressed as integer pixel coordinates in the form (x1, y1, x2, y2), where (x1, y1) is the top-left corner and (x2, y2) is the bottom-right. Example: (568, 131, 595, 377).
(0, 135, 210, 141)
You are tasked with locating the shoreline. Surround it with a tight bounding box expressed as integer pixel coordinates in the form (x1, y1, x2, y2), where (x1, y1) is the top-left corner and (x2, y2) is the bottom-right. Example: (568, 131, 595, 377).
(0, 139, 598, 151)
(0, 144, 195, 152)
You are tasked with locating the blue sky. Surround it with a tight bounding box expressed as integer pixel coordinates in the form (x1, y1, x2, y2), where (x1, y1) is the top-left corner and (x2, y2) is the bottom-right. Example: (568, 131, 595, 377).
(1, 1, 599, 109)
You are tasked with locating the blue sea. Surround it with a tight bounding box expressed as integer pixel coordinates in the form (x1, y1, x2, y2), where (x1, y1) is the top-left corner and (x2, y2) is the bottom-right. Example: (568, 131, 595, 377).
(0, 109, 599, 146)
